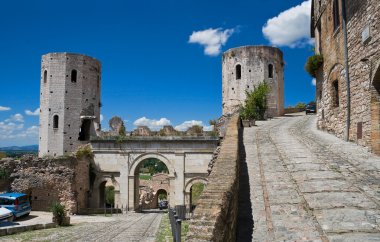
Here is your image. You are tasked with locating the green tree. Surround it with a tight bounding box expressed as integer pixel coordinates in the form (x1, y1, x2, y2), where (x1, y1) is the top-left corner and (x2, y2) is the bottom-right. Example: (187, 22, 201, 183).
(191, 183, 205, 205)
(105, 186, 115, 206)
(295, 102, 307, 109)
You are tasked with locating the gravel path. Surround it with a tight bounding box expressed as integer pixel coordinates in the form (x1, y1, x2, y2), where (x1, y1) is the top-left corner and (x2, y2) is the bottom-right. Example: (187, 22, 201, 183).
(0, 212, 163, 242)
(238, 113, 380, 241)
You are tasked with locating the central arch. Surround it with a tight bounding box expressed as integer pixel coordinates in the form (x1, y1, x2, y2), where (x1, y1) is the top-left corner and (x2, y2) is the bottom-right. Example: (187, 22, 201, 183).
(128, 153, 175, 211)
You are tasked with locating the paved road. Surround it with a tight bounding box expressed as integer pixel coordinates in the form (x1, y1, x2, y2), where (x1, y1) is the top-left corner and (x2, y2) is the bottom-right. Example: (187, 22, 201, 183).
(238, 114, 380, 242)
(0, 212, 162, 242)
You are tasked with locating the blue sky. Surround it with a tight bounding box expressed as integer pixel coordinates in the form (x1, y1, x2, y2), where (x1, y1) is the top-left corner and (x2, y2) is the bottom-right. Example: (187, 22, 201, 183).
(0, 0, 314, 146)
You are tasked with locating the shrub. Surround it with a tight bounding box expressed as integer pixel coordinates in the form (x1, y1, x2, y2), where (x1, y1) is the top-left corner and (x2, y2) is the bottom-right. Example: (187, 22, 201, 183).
(295, 102, 307, 110)
(240, 82, 270, 120)
(305, 54, 323, 78)
(50, 202, 65, 225)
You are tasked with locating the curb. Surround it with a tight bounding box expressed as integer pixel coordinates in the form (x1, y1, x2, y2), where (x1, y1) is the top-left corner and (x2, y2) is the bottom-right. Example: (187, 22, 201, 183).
(0, 223, 57, 236)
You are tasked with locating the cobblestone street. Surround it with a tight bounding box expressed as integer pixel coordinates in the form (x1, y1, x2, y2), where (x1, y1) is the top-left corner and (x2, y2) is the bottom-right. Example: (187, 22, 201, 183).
(238, 114, 380, 241)
(0, 212, 162, 242)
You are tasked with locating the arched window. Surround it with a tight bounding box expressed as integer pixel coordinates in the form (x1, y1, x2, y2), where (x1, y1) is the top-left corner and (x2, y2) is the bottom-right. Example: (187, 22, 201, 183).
(333, 0, 340, 30)
(236, 65, 241, 80)
(43, 70, 47, 83)
(53, 115, 59, 129)
(71, 70, 77, 83)
(332, 80, 339, 107)
(268, 64, 274, 78)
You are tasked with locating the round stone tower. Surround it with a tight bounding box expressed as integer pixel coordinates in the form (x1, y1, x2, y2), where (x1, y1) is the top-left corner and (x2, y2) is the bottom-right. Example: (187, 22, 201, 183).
(39, 53, 101, 157)
(222, 46, 284, 117)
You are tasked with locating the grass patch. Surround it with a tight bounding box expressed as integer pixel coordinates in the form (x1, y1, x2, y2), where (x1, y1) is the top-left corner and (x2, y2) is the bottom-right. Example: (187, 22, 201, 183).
(156, 213, 189, 242)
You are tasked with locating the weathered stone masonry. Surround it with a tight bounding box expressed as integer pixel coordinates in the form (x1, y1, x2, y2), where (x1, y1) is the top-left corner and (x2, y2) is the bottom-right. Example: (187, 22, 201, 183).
(39, 53, 101, 157)
(311, 0, 380, 153)
(0, 153, 90, 214)
(222, 46, 284, 117)
(187, 115, 241, 241)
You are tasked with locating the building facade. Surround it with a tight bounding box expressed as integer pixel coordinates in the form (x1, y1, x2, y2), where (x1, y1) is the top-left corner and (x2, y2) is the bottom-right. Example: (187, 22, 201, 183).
(222, 45, 285, 117)
(311, 0, 380, 154)
(39, 53, 102, 157)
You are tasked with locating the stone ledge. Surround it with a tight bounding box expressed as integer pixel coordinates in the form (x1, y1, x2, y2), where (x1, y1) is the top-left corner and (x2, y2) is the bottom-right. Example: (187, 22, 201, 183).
(0, 223, 57, 237)
(186, 114, 241, 241)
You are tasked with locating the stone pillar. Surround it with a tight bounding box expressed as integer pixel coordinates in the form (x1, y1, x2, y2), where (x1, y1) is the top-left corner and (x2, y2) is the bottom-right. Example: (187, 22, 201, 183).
(173, 152, 185, 206)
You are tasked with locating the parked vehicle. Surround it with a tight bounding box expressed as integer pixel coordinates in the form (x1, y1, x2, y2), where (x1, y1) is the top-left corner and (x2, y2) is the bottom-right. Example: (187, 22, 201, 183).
(0, 193, 31, 220)
(0, 207, 13, 222)
(159, 200, 168, 210)
(305, 104, 316, 114)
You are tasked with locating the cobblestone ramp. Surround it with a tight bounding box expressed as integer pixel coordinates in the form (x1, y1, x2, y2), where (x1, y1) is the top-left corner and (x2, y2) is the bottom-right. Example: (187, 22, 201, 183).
(240, 114, 380, 241)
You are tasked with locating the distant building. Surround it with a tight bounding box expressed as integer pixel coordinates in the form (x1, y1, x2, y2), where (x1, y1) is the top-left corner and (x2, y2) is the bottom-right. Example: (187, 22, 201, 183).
(222, 46, 285, 117)
(310, 0, 380, 154)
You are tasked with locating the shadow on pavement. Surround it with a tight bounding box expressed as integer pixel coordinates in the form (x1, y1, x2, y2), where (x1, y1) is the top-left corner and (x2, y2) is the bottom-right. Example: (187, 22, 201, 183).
(236, 128, 253, 241)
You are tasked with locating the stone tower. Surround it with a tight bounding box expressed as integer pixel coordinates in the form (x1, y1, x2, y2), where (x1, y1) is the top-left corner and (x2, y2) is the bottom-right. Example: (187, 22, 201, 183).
(222, 46, 284, 117)
(39, 53, 101, 157)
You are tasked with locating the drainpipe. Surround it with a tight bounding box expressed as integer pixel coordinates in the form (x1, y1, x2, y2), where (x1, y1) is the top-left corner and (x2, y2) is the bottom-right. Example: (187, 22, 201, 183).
(342, 0, 351, 141)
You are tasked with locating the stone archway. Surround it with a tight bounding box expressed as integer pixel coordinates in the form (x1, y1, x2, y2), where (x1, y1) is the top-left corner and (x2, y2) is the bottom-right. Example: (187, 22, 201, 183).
(184, 177, 208, 211)
(371, 64, 380, 154)
(128, 153, 175, 211)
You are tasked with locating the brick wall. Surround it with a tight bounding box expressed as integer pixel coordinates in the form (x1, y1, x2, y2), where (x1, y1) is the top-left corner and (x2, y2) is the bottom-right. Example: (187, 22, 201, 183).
(186, 115, 241, 241)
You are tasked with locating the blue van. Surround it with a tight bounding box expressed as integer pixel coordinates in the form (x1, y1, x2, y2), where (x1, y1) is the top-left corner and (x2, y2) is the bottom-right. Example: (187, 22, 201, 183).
(0, 193, 31, 219)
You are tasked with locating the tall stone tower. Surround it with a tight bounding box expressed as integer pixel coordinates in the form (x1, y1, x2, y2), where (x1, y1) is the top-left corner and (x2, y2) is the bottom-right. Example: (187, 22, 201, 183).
(222, 46, 284, 117)
(39, 53, 101, 157)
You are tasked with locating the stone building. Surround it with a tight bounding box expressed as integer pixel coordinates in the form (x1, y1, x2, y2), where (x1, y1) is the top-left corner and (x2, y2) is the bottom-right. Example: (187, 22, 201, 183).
(39, 53, 102, 157)
(311, 0, 380, 154)
(222, 45, 285, 117)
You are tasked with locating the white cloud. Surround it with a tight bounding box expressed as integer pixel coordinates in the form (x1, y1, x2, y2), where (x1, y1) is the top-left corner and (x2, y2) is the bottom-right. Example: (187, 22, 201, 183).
(133, 117, 171, 131)
(174, 120, 213, 131)
(0, 106, 11, 111)
(188, 27, 236, 56)
(312, 78, 316, 86)
(262, 0, 313, 48)
(100, 114, 104, 122)
(25, 108, 40, 116)
(5, 113, 24, 123)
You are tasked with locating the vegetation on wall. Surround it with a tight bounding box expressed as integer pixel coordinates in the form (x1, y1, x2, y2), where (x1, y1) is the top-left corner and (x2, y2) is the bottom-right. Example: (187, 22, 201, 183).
(76, 145, 94, 159)
(305, 54, 323, 78)
(240, 82, 271, 120)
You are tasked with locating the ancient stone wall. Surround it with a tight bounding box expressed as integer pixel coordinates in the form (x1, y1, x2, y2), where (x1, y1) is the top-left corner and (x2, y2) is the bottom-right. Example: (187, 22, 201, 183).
(39, 53, 101, 157)
(312, 0, 380, 153)
(0, 153, 90, 214)
(186, 115, 241, 241)
(222, 46, 284, 117)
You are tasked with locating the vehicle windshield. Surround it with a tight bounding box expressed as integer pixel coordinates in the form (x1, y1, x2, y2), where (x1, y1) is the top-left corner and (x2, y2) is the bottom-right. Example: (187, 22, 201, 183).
(0, 197, 15, 205)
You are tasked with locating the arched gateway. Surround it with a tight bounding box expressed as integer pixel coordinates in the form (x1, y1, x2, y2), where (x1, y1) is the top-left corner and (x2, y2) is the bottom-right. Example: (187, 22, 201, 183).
(89, 136, 218, 211)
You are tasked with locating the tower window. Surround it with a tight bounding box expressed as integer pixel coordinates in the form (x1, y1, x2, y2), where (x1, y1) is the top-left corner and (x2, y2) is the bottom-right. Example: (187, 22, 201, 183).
(333, 0, 340, 31)
(71, 70, 77, 83)
(236, 65, 241, 80)
(268, 64, 274, 78)
(332, 80, 339, 107)
(53, 115, 59, 129)
(43, 70, 47, 83)
(79, 119, 91, 141)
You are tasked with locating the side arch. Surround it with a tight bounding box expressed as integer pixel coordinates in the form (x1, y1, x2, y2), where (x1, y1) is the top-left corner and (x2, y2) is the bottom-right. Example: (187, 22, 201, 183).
(185, 177, 208, 193)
